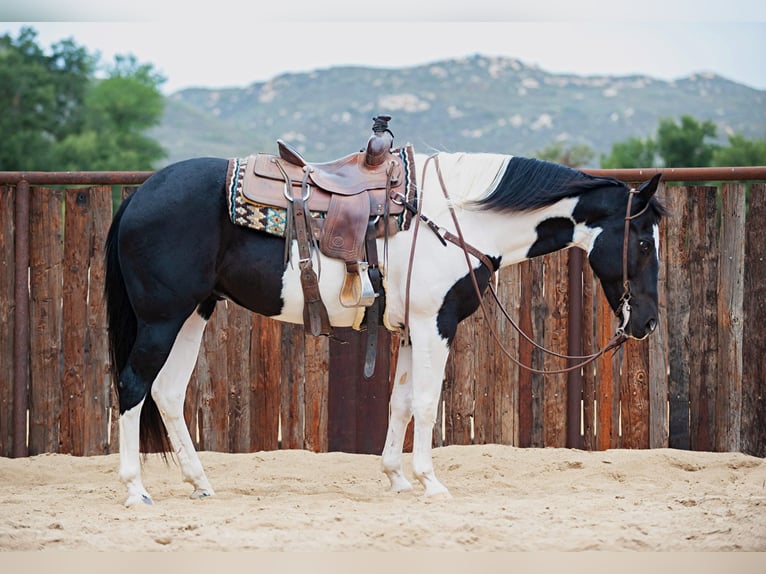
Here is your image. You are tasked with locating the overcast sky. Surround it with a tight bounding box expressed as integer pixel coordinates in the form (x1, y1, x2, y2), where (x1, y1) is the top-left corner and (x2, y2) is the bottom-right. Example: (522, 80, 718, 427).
(2, 0, 765, 94)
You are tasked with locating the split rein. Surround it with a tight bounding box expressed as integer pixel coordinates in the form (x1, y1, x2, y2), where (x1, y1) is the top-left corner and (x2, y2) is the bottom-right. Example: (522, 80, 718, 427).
(400, 154, 645, 376)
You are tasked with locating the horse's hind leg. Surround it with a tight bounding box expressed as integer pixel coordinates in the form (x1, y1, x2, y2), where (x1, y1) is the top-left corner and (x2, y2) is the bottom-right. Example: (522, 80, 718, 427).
(118, 307, 210, 506)
(150, 307, 213, 499)
(118, 318, 187, 507)
(381, 342, 415, 493)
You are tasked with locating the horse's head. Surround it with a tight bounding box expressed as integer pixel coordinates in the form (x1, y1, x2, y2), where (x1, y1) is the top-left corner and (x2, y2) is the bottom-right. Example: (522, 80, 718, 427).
(584, 173, 665, 340)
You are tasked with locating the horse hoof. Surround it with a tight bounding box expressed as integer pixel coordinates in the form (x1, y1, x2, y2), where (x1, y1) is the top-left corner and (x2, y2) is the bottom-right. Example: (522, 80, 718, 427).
(125, 493, 154, 507)
(190, 488, 214, 500)
(387, 475, 414, 493)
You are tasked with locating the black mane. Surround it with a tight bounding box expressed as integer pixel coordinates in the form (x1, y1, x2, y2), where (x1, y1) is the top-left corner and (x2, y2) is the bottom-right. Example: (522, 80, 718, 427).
(473, 156, 628, 212)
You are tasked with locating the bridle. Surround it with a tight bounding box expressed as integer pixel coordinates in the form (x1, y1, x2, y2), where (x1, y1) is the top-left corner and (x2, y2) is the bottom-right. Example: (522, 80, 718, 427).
(400, 153, 651, 375)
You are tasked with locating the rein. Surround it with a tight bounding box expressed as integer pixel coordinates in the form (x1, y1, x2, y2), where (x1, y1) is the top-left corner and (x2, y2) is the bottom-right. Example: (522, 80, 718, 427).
(402, 153, 644, 375)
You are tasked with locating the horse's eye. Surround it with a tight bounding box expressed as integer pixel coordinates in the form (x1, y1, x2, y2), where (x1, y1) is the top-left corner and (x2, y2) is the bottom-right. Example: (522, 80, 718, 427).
(639, 240, 651, 254)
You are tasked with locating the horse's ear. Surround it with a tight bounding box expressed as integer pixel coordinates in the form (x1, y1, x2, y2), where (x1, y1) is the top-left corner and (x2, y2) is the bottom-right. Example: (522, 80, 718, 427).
(637, 173, 662, 202)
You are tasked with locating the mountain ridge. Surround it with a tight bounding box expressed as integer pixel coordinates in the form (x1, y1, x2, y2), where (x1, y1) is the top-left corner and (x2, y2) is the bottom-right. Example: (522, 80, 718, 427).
(150, 54, 765, 167)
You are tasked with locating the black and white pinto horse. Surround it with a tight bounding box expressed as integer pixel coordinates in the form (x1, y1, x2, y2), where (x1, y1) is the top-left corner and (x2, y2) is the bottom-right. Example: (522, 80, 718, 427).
(105, 151, 664, 506)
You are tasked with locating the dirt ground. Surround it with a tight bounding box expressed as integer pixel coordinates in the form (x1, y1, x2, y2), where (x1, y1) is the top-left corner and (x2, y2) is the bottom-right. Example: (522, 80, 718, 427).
(1, 444, 764, 551)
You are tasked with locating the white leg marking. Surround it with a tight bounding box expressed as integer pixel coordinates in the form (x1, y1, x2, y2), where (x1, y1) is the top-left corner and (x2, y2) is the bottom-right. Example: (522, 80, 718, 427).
(118, 399, 153, 507)
(151, 311, 214, 499)
(381, 343, 414, 493)
(409, 322, 452, 499)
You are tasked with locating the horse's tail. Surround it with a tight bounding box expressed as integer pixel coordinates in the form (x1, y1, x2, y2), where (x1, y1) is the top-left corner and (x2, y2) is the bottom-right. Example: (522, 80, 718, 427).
(105, 193, 171, 456)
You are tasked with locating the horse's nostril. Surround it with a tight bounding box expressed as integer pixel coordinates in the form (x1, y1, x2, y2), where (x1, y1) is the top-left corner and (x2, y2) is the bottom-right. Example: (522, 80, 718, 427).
(646, 318, 657, 334)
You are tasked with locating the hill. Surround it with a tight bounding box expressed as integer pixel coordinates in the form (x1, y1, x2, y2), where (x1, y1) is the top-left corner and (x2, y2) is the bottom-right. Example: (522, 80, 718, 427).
(150, 54, 766, 167)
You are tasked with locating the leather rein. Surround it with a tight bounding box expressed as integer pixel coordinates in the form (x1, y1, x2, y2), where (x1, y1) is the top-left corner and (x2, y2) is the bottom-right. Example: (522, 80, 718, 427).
(399, 153, 649, 375)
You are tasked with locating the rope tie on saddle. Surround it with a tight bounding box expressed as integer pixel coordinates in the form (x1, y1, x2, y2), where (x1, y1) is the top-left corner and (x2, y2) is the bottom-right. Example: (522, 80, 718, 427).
(402, 153, 636, 375)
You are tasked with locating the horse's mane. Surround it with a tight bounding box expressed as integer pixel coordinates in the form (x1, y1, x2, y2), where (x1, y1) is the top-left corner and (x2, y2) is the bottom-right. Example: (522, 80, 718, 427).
(472, 156, 629, 212)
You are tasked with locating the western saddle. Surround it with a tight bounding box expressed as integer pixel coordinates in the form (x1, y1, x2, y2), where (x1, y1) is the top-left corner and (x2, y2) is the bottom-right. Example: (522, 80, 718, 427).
(237, 116, 410, 377)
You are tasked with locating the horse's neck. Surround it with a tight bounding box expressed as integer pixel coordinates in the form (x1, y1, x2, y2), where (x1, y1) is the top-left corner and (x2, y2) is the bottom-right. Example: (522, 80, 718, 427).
(462, 198, 596, 266)
(416, 152, 600, 267)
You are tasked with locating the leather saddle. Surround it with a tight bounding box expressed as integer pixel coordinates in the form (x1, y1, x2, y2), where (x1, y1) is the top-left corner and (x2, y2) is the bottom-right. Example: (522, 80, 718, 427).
(236, 116, 407, 353)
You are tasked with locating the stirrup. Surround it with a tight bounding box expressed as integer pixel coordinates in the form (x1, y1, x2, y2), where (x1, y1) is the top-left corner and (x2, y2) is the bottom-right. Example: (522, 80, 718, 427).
(340, 261, 376, 308)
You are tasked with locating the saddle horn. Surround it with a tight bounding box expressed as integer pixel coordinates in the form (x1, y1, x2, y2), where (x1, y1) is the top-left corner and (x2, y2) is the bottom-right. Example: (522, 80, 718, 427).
(365, 115, 394, 167)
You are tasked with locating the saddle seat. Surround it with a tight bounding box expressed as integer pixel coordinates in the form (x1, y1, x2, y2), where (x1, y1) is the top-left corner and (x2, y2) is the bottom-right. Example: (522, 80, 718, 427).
(237, 116, 408, 316)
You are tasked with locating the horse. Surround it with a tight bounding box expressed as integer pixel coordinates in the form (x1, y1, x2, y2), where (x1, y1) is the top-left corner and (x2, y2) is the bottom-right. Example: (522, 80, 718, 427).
(105, 146, 665, 506)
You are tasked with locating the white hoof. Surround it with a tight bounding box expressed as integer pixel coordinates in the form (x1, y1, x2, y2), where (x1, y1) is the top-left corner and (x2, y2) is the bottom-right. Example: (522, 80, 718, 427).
(190, 488, 214, 500)
(385, 470, 414, 493)
(125, 492, 154, 507)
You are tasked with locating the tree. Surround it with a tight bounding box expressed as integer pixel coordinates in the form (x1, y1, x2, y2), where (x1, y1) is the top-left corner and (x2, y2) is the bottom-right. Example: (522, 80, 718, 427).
(656, 115, 718, 167)
(712, 133, 766, 167)
(54, 54, 167, 170)
(1, 27, 166, 172)
(535, 141, 595, 168)
(600, 136, 657, 169)
(0, 27, 94, 170)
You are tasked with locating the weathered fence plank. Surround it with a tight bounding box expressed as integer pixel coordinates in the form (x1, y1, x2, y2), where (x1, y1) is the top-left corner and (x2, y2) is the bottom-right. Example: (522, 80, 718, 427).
(60, 189, 92, 455)
(581, 263, 596, 450)
(304, 332, 329, 453)
(196, 301, 230, 451)
(250, 314, 282, 451)
(595, 288, 620, 450)
(542, 251, 568, 448)
(226, 304, 252, 452)
(495, 265, 520, 445)
(444, 312, 476, 445)
(742, 184, 766, 457)
(0, 186, 16, 457)
(281, 323, 306, 450)
(665, 186, 691, 450)
(649, 212, 669, 448)
(28, 187, 63, 455)
(687, 186, 719, 451)
(83, 187, 113, 455)
(715, 183, 746, 452)
(620, 339, 650, 448)
(517, 260, 535, 447)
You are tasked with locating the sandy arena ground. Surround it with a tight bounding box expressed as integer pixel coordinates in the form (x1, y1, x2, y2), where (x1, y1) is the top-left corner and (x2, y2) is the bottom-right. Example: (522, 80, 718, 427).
(1, 444, 764, 551)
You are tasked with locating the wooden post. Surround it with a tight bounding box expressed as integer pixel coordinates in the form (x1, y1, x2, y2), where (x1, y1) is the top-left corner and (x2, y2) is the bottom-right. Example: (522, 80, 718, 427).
(444, 318, 475, 445)
(28, 187, 64, 455)
(1, 185, 17, 457)
(12, 180, 30, 458)
(665, 187, 691, 449)
(250, 314, 282, 451)
(715, 183, 746, 452)
(687, 186, 719, 451)
(649, 210, 669, 448)
(742, 184, 766, 457)
(542, 251, 568, 448)
(61, 189, 91, 455)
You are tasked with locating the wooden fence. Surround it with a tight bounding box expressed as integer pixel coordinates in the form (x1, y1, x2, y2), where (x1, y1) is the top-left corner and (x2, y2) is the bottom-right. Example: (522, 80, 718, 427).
(1, 174, 765, 458)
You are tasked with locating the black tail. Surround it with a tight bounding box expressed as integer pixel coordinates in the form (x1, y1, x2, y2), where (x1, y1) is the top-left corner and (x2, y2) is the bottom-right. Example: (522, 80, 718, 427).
(105, 194, 171, 456)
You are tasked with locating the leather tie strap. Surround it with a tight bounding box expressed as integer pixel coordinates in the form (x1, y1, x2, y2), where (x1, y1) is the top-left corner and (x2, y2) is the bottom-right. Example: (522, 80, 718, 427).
(363, 220, 383, 378)
(291, 167, 331, 337)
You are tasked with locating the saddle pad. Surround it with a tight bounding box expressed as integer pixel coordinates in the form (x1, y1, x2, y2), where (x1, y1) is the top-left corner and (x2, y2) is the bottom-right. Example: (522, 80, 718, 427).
(225, 145, 418, 238)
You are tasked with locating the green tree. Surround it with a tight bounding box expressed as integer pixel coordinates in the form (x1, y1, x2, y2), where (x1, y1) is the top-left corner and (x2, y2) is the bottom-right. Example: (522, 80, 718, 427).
(0, 27, 94, 169)
(712, 133, 766, 166)
(55, 54, 167, 170)
(1, 27, 166, 172)
(656, 115, 718, 167)
(535, 141, 595, 168)
(600, 136, 657, 169)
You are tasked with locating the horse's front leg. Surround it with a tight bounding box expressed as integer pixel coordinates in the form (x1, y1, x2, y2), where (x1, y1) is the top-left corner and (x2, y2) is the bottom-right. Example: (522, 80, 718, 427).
(381, 341, 414, 493)
(409, 322, 452, 499)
